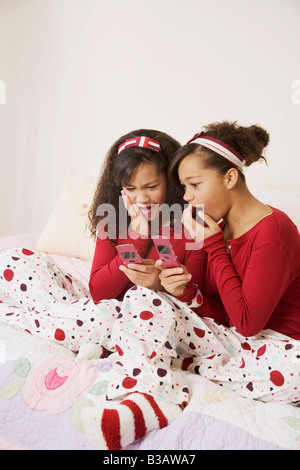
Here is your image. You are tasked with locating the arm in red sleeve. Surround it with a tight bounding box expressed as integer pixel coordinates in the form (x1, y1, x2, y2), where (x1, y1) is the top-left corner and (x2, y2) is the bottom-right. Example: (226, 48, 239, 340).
(203, 232, 294, 337)
(174, 241, 229, 325)
(182, 245, 207, 293)
(175, 281, 229, 325)
(89, 231, 151, 302)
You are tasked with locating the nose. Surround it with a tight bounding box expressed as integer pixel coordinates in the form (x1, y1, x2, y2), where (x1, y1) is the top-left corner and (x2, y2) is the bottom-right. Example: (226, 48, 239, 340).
(183, 187, 194, 203)
(135, 190, 150, 205)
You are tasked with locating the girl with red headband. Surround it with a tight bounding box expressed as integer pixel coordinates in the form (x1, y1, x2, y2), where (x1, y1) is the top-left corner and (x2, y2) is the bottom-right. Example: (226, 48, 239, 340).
(2, 123, 299, 450)
(168, 121, 300, 342)
(159, 120, 300, 402)
(89, 122, 300, 450)
(0, 128, 215, 449)
(88, 128, 208, 305)
(0, 128, 212, 350)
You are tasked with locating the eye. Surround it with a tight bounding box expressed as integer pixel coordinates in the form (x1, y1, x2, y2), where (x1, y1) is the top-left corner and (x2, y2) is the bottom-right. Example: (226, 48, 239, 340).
(147, 185, 158, 190)
(125, 187, 135, 192)
(191, 183, 199, 188)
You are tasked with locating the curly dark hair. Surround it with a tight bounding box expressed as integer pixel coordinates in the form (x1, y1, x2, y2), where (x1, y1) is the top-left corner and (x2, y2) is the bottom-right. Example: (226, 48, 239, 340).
(88, 129, 183, 240)
(169, 121, 270, 186)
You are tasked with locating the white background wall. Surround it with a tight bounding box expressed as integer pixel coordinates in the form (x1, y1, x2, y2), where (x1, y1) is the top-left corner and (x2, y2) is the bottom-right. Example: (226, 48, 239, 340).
(0, 0, 299, 237)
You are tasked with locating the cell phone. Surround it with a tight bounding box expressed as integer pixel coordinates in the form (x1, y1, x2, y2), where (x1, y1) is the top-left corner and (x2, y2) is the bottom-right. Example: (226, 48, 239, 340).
(116, 244, 143, 266)
(152, 236, 180, 268)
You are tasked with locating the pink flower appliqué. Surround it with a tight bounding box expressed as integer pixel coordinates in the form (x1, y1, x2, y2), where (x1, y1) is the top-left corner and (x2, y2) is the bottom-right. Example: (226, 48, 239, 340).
(22, 355, 98, 414)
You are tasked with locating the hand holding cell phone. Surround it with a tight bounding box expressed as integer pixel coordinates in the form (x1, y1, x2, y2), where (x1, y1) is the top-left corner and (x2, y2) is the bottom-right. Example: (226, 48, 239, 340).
(116, 244, 162, 290)
(116, 244, 143, 266)
(155, 259, 192, 297)
(153, 236, 192, 296)
(152, 236, 180, 268)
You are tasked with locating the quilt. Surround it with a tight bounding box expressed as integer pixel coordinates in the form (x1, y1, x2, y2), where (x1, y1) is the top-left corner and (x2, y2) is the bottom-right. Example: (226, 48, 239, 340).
(1, 321, 300, 450)
(0, 233, 299, 450)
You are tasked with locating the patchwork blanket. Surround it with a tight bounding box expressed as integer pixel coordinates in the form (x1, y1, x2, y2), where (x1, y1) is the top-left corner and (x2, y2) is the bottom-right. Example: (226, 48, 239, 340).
(0, 320, 300, 450)
(0, 235, 299, 450)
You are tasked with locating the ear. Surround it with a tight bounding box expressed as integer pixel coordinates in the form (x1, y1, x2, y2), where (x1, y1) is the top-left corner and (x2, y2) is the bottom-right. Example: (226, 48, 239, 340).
(224, 168, 239, 189)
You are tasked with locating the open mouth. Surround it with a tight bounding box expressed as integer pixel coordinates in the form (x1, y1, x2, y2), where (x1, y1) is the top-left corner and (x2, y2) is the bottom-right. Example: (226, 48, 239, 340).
(138, 205, 153, 213)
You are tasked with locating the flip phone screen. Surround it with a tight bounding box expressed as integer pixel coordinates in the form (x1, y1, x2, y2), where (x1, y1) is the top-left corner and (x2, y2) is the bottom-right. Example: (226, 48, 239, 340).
(152, 236, 180, 268)
(116, 244, 143, 266)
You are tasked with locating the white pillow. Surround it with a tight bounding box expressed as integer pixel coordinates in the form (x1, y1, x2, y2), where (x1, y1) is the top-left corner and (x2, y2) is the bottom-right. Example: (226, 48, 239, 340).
(250, 185, 300, 231)
(35, 174, 97, 261)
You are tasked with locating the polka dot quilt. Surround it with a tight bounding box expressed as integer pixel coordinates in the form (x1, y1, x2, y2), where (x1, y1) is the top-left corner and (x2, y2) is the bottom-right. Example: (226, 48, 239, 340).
(0, 234, 299, 450)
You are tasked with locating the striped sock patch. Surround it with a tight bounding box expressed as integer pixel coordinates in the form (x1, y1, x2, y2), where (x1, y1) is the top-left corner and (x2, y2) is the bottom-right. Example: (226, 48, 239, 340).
(82, 393, 182, 450)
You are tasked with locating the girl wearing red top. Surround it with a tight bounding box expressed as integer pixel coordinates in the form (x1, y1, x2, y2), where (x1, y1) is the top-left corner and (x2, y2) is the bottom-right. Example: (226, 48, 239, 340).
(168, 121, 300, 341)
(163, 121, 300, 400)
(93, 122, 300, 450)
(0, 129, 210, 355)
(88, 128, 211, 310)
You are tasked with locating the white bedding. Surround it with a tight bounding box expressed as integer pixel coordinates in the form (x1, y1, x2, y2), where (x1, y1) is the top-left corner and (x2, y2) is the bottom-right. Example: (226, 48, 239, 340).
(0, 231, 299, 450)
(0, 232, 92, 283)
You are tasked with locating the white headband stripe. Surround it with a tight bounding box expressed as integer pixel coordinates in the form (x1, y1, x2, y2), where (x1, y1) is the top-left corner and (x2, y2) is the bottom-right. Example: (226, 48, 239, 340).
(191, 137, 245, 171)
(118, 137, 161, 155)
(118, 139, 137, 153)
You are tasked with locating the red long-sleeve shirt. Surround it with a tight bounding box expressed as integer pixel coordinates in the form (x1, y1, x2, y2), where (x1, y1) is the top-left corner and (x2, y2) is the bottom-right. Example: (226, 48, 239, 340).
(191, 208, 300, 340)
(89, 209, 300, 340)
(89, 226, 205, 300)
(89, 226, 228, 325)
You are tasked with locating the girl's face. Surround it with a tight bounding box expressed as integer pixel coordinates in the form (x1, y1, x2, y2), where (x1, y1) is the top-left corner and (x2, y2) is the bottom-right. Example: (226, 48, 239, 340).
(123, 162, 167, 220)
(178, 154, 230, 222)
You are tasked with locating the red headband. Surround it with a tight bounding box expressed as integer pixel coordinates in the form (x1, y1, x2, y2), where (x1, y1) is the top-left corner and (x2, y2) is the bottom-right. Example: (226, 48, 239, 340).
(187, 133, 245, 170)
(118, 136, 161, 155)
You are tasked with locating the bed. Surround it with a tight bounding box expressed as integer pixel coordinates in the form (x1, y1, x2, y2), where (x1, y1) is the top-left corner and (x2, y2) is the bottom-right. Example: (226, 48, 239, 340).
(0, 175, 300, 450)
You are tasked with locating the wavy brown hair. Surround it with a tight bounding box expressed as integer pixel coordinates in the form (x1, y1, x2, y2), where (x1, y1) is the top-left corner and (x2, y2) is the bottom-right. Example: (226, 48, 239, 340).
(88, 129, 183, 241)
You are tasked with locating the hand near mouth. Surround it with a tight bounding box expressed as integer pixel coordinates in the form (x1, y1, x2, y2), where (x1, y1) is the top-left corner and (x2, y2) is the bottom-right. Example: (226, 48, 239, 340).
(121, 190, 150, 237)
(182, 205, 222, 242)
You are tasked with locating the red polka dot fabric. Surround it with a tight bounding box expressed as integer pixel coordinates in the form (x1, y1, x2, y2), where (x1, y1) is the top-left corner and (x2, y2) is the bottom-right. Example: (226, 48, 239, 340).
(0, 247, 300, 405)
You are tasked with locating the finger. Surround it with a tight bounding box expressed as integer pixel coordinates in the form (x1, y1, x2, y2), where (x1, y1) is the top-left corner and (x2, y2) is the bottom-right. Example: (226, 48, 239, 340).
(119, 265, 129, 275)
(121, 190, 130, 209)
(200, 212, 222, 236)
(155, 259, 164, 271)
(121, 190, 137, 216)
(182, 204, 193, 223)
(142, 259, 155, 266)
(200, 211, 216, 227)
(162, 276, 192, 289)
(158, 266, 185, 279)
(121, 189, 133, 204)
(132, 204, 149, 222)
(121, 192, 130, 213)
(173, 274, 192, 284)
(129, 204, 139, 217)
(195, 209, 208, 229)
(160, 273, 191, 286)
(182, 205, 196, 232)
(119, 264, 134, 272)
(127, 263, 154, 273)
(119, 264, 146, 283)
(182, 205, 207, 242)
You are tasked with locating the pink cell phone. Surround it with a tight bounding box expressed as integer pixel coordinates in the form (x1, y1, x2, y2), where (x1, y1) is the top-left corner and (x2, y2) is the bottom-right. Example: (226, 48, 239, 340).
(152, 236, 180, 268)
(116, 244, 143, 266)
